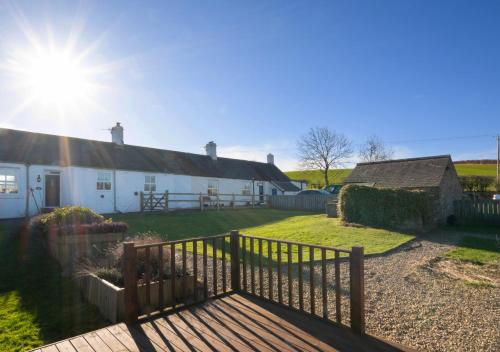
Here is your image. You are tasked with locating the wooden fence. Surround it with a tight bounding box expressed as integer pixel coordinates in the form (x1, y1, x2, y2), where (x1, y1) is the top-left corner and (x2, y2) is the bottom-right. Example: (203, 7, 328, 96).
(122, 232, 365, 334)
(454, 199, 500, 225)
(268, 194, 337, 212)
(140, 191, 264, 212)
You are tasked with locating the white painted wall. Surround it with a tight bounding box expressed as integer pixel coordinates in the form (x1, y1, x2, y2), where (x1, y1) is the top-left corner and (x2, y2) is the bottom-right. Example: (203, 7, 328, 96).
(0, 162, 286, 219)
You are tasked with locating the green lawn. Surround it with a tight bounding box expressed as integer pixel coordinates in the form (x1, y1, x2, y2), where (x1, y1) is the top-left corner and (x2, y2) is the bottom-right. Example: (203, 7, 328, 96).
(454, 163, 497, 177)
(113, 209, 415, 262)
(444, 236, 500, 265)
(285, 169, 352, 187)
(0, 222, 107, 352)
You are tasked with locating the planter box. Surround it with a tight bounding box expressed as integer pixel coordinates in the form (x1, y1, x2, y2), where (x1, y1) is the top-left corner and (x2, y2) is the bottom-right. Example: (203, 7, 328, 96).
(45, 232, 125, 276)
(77, 273, 198, 323)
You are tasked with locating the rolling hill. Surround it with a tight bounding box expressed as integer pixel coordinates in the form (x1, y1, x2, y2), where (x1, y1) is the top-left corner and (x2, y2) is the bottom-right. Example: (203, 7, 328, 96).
(286, 163, 497, 188)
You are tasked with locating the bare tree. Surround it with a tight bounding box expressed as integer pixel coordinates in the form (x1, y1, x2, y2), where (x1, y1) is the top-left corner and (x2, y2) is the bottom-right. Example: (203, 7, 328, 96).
(297, 127, 353, 186)
(358, 135, 394, 162)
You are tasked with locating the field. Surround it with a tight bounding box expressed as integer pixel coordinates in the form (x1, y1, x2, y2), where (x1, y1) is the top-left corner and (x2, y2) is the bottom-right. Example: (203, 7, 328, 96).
(112, 209, 415, 261)
(286, 163, 497, 188)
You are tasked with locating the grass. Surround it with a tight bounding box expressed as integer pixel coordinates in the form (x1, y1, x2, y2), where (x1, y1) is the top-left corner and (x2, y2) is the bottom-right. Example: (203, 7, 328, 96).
(454, 163, 497, 177)
(285, 169, 352, 186)
(285, 163, 496, 189)
(444, 236, 500, 265)
(0, 222, 107, 352)
(113, 209, 415, 262)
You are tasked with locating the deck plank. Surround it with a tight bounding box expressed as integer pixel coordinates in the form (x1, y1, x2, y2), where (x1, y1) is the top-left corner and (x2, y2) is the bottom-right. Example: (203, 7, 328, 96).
(94, 328, 130, 352)
(56, 340, 77, 352)
(83, 331, 113, 352)
(69, 337, 94, 352)
(33, 293, 413, 352)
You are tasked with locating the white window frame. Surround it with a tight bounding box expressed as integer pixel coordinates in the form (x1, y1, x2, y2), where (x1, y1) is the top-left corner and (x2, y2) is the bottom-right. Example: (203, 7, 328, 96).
(207, 180, 218, 196)
(144, 175, 157, 193)
(241, 183, 251, 196)
(0, 167, 20, 197)
(96, 171, 112, 191)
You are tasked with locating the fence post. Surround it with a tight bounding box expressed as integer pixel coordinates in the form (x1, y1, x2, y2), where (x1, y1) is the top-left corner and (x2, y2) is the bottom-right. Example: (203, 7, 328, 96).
(164, 191, 169, 212)
(139, 192, 144, 212)
(230, 230, 241, 291)
(199, 193, 203, 211)
(232, 193, 235, 208)
(123, 242, 139, 324)
(350, 246, 365, 334)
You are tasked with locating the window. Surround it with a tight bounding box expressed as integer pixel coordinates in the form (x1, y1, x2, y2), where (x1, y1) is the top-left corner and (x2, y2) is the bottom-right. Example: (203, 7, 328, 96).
(144, 175, 156, 192)
(0, 168, 19, 194)
(242, 183, 251, 196)
(208, 181, 218, 196)
(96, 172, 112, 190)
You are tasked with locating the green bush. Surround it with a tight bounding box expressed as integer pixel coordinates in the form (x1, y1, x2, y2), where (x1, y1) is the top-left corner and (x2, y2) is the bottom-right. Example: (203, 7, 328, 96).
(338, 185, 433, 232)
(30, 206, 106, 234)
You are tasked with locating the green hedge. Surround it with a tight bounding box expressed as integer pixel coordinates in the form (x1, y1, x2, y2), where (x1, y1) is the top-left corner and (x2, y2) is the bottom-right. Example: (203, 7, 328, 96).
(338, 185, 433, 231)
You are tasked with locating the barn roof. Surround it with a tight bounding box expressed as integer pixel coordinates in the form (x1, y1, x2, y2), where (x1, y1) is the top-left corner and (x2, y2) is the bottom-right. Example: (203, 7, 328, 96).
(343, 155, 454, 188)
(0, 128, 299, 190)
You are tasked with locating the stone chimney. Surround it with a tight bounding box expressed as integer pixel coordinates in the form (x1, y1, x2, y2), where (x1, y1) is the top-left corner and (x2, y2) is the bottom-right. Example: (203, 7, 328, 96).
(267, 153, 274, 165)
(205, 141, 217, 160)
(111, 122, 124, 145)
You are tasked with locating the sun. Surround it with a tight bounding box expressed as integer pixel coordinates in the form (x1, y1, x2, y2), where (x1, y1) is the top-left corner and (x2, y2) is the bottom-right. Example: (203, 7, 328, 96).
(24, 50, 91, 107)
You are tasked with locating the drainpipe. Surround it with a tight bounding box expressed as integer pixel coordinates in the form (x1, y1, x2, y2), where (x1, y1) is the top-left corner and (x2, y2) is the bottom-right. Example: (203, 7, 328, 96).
(113, 169, 117, 213)
(25, 163, 30, 218)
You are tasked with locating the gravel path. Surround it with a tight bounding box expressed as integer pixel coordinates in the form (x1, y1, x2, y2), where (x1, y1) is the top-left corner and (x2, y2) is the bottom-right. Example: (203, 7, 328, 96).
(362, 233, 499, 352)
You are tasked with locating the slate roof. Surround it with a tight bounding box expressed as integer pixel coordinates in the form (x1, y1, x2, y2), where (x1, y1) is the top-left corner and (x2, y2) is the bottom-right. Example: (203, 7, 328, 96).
(343, 155, 454, 188)
(0, 128, 299, 190)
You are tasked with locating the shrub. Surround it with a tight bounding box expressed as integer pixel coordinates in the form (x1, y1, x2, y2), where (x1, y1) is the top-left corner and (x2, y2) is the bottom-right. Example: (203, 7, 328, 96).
(339, 185, 433, 232)
(57, 222, 128, 236)
(86, 233, 184, 288)
(459, 176, 494, 192)
(30, 206, 106, 233)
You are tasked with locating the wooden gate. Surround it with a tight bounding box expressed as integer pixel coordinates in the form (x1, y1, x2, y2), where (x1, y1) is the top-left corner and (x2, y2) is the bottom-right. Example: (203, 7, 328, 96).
(140, 192, 169, 211)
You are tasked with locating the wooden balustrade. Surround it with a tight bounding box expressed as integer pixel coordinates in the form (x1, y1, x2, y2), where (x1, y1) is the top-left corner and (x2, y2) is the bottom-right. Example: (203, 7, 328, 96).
(122, 232, 365, 334)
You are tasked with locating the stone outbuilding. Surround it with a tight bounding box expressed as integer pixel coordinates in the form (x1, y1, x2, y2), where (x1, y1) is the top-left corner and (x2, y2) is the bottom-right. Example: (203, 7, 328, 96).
(343, 155, 463, 223)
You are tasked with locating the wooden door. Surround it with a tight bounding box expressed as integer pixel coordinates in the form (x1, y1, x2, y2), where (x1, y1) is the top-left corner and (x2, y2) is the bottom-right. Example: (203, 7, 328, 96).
(45, 174, 60, 207)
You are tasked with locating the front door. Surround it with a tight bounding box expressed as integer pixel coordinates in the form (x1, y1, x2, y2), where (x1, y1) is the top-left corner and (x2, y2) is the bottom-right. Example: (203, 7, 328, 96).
(259, 184, 264, 202)
(45, 174, 60, 207)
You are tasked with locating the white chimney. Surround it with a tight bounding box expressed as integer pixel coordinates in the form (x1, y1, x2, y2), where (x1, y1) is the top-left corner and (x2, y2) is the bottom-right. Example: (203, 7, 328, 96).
(111, 122, 124, 145)
(267, 153, 274, 165)
(205, 141, 217, 160)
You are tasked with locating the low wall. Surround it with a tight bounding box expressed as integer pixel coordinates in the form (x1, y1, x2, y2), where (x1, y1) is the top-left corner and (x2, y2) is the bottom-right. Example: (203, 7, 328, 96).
(77, 274, 197, 323)
(45, 232, 125, 276)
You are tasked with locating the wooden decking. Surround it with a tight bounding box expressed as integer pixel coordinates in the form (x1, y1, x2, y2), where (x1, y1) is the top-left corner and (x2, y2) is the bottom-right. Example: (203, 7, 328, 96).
(33, 293, 412, 352)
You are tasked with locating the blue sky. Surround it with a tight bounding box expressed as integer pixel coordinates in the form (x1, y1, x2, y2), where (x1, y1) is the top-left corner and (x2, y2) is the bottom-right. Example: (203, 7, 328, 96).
(0, 0, 499, 170)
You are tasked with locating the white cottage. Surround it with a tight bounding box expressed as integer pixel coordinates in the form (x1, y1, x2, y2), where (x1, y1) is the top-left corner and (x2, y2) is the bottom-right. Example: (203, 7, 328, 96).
(0, 123, 299, 219)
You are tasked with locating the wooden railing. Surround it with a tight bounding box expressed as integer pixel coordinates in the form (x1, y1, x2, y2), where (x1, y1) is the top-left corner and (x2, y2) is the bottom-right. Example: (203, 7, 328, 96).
(140, 192, 266, 212)
(122, 232, 365, 334)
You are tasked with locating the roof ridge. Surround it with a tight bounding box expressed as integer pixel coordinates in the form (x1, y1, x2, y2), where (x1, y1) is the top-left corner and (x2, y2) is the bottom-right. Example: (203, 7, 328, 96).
(356, 154, 451, 166)
(0, 127, 272, 166)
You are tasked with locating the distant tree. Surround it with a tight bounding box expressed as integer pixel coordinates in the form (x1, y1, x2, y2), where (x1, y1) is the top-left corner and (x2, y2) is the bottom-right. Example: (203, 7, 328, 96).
(358, 136, 394, 162)
(297, 127, 353, 187)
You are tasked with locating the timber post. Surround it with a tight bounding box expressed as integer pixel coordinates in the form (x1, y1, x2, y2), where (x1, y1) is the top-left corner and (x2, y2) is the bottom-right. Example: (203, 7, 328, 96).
(230, 230, 240, 291)
(139, 192, 144, 212)
(123, 242, 139, 323)
(164, 191, 169, 212)
(232, 193, 235, 208)
(199, 193, 203, 211)
(349, 246, 365, 334)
